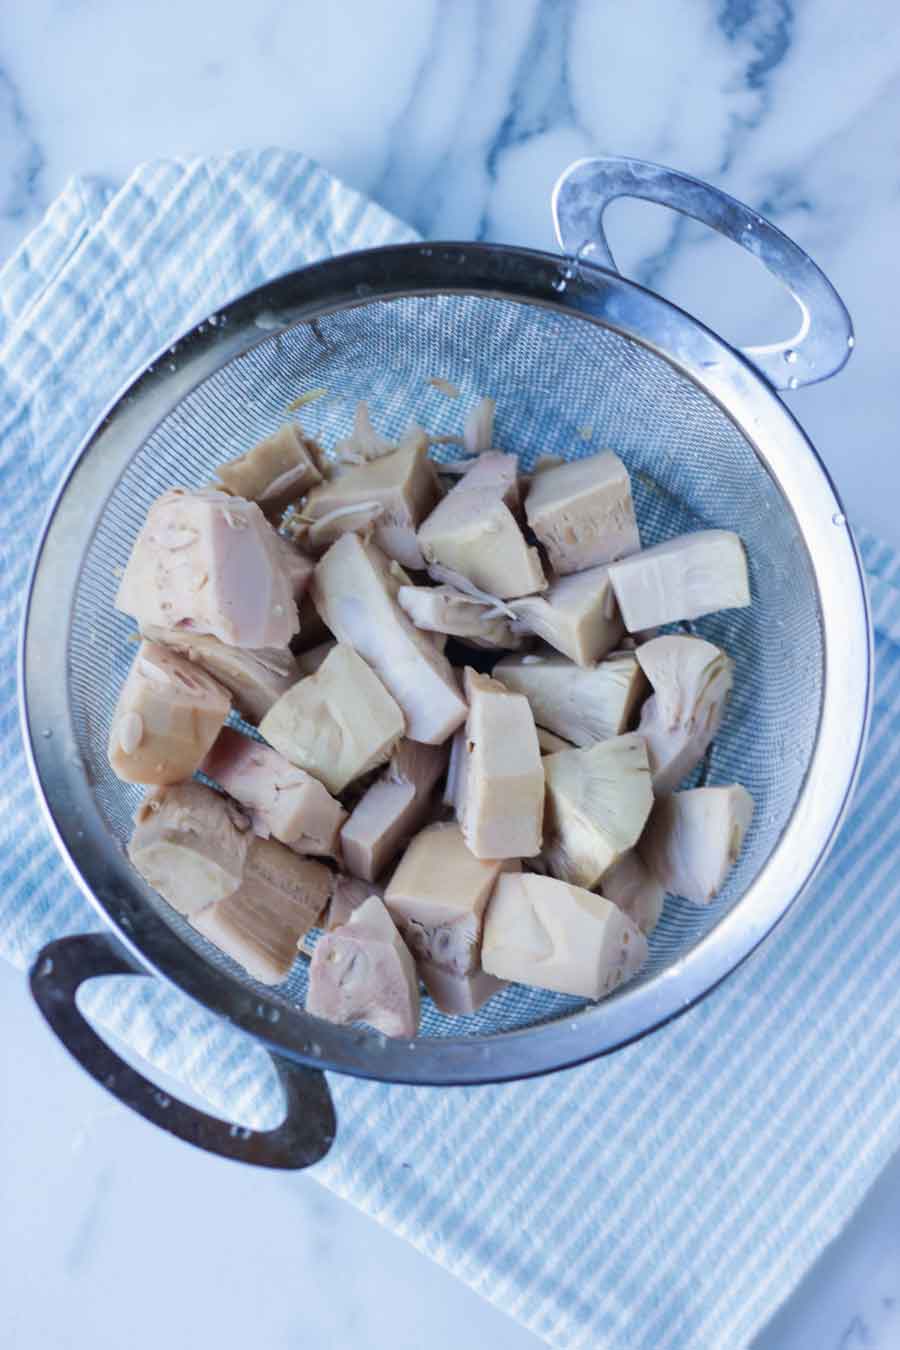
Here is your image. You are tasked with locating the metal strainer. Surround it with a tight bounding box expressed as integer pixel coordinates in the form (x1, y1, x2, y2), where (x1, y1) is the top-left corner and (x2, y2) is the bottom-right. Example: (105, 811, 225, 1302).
(20, 157, 871, 1168)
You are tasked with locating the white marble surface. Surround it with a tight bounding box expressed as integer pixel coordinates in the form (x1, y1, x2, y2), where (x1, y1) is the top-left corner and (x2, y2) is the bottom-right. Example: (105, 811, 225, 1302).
(0, 962, 539, 1350)
(4, 3, 900, 1347)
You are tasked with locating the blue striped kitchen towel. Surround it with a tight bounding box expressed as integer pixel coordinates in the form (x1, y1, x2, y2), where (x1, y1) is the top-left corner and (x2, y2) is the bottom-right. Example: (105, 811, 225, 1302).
(2, 149, 899, 1350)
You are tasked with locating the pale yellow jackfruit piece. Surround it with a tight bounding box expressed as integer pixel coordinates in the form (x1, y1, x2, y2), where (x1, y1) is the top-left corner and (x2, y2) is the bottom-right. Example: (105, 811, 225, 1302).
(215, 422, 324, 518)
(542, 734, 654, 889)
(301, 434, 439, 567)
(481, 872, 647, 998)
(259, 643, 404, 794)
(608, 530, 750, 631)
(418, 963, 507, 1015)
(418, 454, 546, 600)
(635, 635, 734, 791)
(108, 641, 230, 785)
(192, 838, 332, 984)
(509, 565, 624, 666)
(311, 533, 467, 746)
(306, 895, 420, 1039)
(115, 488, 299, 648)
(397, 584, 521, 649)
(457, 669, 544, 860)
(128, 781, 251, 916)
(340, 740, 449, 882)
(143, 625, 299, 724)
(600, 851, 665, 936)
(202, 727, 346, 857)
(524, 451, 641, 574)
(493, 650, 647, 748)
(385, 823, 514, 1012)
(641, 785, 754, 905)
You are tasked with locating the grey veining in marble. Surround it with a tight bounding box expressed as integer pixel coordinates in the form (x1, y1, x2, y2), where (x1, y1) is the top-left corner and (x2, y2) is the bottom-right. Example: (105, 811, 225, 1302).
(1, 0, 898, 549)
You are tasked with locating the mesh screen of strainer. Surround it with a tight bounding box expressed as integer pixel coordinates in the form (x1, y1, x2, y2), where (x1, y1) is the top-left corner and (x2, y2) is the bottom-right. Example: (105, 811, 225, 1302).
(69, 293, 822, 1039)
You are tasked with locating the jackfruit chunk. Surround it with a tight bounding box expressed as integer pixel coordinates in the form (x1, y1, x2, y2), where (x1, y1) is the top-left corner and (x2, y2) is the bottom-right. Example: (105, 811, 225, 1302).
(340, 740, 448, 881)
(494, 651, 647, 748)
(482, 872, 647, 998)
(608, 530, 749, 631)
(193, 839, 332, 983)
(385, 822, 511, 1012)
(642, 785, 754, 904)
(457, 669, 544, 860)
(418, 454, 546, 600)
(116, 488, 299, 648)
(259, 643, 404, 794)
(109, 640, 230, 785)
(509, 564, 624, 666)
(215, 422, 323, 517)
(311, 533, 466, 745)
(306, 896, 420, 1039)
(128, 781, 251, 916)
(542, 734, 654, 888)
(524, 451, 641, 573)
(636, 635, 734, 791)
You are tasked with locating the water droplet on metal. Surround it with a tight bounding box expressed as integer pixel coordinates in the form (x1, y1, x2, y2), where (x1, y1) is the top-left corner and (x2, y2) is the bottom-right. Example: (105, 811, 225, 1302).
(832, 512, 846, 526)
(154, 1092, 171, 1110)
(254, 311, 281, 331)
(38, 957, 54, 977)
(787, 376, 799, 390)
(847, 334, 855, 349)
(552, 276, 567, 293)
(41, 728, 52, 739)
(783, 348, 798, 364)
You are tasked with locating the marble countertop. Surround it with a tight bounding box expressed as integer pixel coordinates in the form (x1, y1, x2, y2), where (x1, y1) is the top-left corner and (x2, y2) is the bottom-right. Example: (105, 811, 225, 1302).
(3, 3, 900, 1347)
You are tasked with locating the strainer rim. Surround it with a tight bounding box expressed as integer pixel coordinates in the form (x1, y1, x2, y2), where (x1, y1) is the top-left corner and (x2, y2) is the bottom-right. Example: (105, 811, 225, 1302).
(19, 240, 872, 1084)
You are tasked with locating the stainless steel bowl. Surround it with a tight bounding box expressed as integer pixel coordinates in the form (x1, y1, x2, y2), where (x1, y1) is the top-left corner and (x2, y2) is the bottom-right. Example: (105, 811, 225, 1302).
(20, 157, 871, 1168)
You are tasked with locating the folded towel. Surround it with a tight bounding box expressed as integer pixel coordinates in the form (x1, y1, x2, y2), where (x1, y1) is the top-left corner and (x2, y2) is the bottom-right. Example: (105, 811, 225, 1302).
(2, 149, 896, 1350)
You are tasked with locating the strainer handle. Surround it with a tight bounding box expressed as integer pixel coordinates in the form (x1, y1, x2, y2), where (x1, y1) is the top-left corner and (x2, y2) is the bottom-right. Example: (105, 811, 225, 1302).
(552, 155, 854, 390)
(29, 932, 336, 1170)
